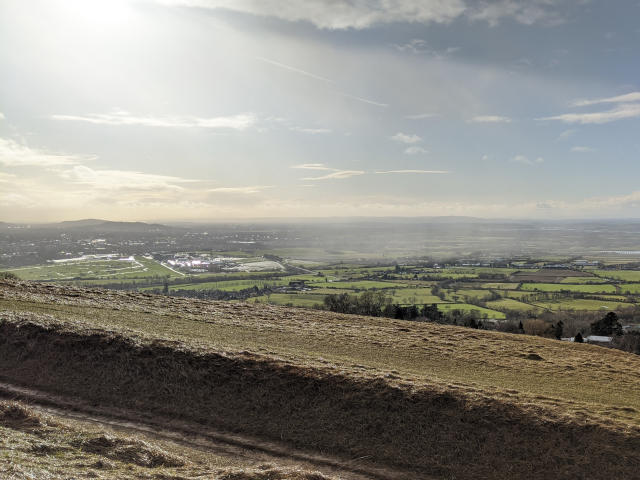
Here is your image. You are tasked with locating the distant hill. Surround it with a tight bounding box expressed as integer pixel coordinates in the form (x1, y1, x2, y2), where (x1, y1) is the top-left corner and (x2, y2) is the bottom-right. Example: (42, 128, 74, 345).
(1, 278, 639, 479)
(22, 219, 175, 233)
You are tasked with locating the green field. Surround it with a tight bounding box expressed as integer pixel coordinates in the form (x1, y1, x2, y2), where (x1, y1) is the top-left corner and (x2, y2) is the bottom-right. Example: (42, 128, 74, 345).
(521, 283, 617, 293)
(252, 293, 326, 307)
(437, 303, 506, 319)
(446, 289, 496, 301)
(533, 298, 630, 311)
(620, 284, 640, 294)
(486, 298, 541, 312)
(591, 270, 640, 281)
(481, 282, 520, 289)
(388, 288, 444, 304)
(3, 256, 179, 281)
(560, 276, 609, 284)
(306, 279, 407, 290)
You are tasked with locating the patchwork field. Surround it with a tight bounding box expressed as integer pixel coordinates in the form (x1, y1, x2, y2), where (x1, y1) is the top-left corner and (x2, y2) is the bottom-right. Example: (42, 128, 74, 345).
(4, 258, 640, 319)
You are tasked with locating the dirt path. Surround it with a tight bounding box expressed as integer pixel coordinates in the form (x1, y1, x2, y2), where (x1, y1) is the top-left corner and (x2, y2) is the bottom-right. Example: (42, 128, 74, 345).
(0, 381, 430, 480)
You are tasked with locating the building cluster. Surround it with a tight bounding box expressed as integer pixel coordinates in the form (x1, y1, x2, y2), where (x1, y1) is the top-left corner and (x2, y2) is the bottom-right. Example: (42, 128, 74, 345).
(165, 254, 241, 273)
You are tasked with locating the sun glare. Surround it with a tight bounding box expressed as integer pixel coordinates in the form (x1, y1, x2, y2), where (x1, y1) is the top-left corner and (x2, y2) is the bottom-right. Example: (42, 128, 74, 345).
(60, 0, 133, 27)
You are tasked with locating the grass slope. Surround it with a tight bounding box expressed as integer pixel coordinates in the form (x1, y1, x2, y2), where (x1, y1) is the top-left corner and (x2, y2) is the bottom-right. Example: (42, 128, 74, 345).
(1, 280, 640, 479)
(0, 400, 334, 480)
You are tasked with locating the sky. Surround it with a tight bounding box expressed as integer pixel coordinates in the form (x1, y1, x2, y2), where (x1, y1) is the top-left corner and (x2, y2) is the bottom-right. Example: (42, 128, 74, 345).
(1, 0, 639, 222)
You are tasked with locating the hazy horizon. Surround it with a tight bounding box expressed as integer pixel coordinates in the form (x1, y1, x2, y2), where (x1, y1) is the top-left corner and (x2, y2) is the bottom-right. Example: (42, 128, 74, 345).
(2, 0, 639, 222)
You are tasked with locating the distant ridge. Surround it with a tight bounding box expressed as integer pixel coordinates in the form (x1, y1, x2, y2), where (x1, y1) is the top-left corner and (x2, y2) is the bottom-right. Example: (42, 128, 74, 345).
(4, 219, 175, 232)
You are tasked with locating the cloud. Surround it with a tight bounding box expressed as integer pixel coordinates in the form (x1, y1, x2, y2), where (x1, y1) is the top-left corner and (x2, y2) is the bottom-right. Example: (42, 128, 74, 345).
(0, 113, 5, 121)
(511, 155, 544, 165)
(469, 115, 512, 123)
(539, 103, 640, 124)
(289, 127, 332, 134)
(405, 113, 438, 120)
(302, 170, 365, 180)
(557, 128, 577, 140)
(571, 146, 594, 153)
(0, 138, 91, 167)
(571, 91, 640, 107)
(375, 170, 449, 174)
(404, 146, 429, 155)
(162, 0, 466, 29)
(51, 111, 256, 130)
(208, 185, 272, 194)
(158, 0, 569, 29)
(60, 165, 195, 191)
(391, 132, 422, 144)
(393, 39, 460, 58)
(291, 163, 334, 170)
(0, 172, 16, 182)
(465, 0, 568, 27)
(481, 154, 489, 161)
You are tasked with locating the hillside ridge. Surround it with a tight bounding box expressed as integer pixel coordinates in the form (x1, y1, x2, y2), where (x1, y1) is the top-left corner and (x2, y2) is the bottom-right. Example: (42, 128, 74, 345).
(1, 279, 640, 478)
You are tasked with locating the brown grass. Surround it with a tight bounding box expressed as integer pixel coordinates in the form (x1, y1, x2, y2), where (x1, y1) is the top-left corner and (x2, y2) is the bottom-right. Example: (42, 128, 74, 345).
(2, 279, 640, 479)
(216, 465, 332, 480)
(0, 399, 337, 479)
(0, 401, 42, 430)
(73, 434, 184, 468)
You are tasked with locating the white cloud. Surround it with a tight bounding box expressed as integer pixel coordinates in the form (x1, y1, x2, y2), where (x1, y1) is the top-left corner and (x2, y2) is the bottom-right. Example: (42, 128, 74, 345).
(571, 146, 594, 153)
(157, 0, 568, 29)
(60, 165, 195, 191)
(393, 39, 460, 58)
(51, 111, 257, 130)
(391, 132, 422, 144)
(160, 0, 467, 29)
(405, 113, 438, 120)
(0, 172, 16, 182)
(571, 91, 640, 107)
(539, 103, 640, 124)
(465, 0, 567, 27)
(557, 128, 577, 140)
(481, 154, 489, 161)
(469, 115, 512, 123)
(0, 137, 91, 167)
(375, 170, 449, 174)
(302, 170, 365, 180)
(289, 127, 332, 134)
(0, 112, 5, 121)
(208, 186, 272, 194)
(291, 163, 334, 170)
(511, 155, 544, 165)
(404, 146, 429, 155)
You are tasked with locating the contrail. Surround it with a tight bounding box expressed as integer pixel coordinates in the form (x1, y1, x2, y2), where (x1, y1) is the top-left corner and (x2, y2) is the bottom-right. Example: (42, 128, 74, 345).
(256, 57, 335, 84)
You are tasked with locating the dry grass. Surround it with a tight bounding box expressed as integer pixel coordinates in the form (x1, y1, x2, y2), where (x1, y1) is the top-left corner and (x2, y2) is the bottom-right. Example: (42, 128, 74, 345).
(1, 279, 640, 479)
(216, 465, 332, 480)
(0, 399, 337, 480)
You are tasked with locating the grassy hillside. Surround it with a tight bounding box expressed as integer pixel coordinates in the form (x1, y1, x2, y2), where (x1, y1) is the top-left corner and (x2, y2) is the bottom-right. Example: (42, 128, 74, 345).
(0, 400, 335, 479)
(1, 279, 640, 479)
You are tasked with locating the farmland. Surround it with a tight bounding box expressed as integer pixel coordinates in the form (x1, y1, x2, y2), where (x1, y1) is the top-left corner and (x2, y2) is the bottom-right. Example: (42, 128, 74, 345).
(4, 253, 640, 326)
